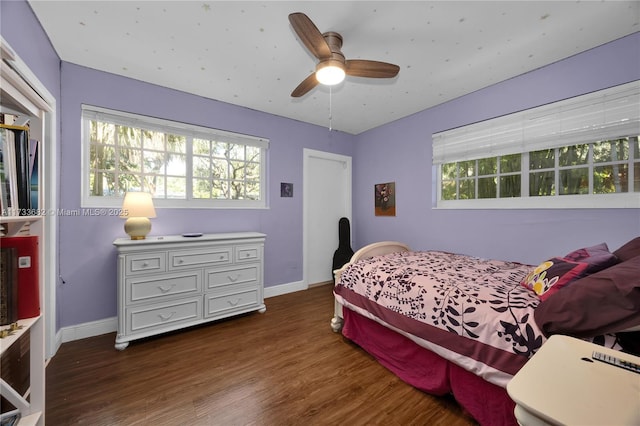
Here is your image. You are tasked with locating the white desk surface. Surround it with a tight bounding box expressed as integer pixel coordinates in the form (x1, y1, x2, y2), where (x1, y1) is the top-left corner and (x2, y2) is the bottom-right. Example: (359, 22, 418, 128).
(507, 334, 640, 426)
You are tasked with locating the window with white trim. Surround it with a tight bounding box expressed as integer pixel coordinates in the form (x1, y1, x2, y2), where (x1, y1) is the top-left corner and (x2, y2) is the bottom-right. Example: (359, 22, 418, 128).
(82, 106, 269, 208)
(433, 81, 640, 209)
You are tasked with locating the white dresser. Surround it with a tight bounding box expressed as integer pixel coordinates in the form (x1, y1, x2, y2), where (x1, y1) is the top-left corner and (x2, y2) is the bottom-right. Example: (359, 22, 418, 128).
(113, 232, 266, 350)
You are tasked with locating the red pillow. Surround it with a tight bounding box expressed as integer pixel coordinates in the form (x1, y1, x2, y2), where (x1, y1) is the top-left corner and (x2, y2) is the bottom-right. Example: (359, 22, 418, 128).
(564, 242, 618, 274)
(613, 237, 640, 262)
(521, 257, 589, 301)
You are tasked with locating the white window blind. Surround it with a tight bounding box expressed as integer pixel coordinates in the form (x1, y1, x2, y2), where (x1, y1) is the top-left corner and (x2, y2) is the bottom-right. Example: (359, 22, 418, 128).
(433, 81, 640, 164)
(81, 106, 269, 149)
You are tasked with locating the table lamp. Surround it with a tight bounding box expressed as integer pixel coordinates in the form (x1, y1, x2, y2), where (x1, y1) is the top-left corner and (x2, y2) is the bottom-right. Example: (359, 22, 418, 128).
(120, 191, 156, 240)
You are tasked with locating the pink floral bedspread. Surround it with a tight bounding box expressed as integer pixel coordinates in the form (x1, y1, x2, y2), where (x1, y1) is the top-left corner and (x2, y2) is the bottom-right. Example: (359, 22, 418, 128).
(334, 250, 542, 387)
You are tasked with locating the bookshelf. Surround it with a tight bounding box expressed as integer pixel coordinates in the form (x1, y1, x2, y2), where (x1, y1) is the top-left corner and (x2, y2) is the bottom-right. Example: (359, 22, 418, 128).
(0, 217, 45, 426)
(1, 37, 50, 426)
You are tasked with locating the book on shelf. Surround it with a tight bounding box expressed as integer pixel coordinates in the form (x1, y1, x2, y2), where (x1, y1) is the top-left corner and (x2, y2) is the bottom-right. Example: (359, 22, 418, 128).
(0, 247, 18, 326)
(0, 236, 39, 320)
(0, 122, 38, 217)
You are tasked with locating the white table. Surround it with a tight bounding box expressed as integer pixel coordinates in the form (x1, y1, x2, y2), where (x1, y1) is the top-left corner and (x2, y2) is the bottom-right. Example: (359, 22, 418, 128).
(507, 334, 640, 426)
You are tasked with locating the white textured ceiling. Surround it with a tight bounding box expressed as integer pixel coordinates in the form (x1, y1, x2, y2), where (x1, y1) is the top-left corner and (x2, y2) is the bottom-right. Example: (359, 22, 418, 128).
(28, 1, 639, 134)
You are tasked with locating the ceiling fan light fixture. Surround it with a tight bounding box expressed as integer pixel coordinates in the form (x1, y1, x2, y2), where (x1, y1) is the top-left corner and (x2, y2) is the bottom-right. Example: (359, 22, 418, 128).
(316, 60, 345, 86)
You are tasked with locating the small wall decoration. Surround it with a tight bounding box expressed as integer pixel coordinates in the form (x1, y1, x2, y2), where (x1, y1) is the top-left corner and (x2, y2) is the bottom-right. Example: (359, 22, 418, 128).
(281, 182, 293, 197)
(374, 182, 395, 216)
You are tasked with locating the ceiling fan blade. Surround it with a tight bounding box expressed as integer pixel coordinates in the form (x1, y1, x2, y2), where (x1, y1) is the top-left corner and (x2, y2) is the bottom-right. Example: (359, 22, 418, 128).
(288, 13, 332, 60)
(345, 60, 400, 78)
(291, 73, 319, 97)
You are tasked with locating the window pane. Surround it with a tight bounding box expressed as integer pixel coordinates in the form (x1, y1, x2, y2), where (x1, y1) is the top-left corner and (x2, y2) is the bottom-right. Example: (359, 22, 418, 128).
(594, 164, 628, 194)
(167, 154, 186, 176)
(90, 121, 115, 144)
(500, 175, 521, 198)
(212, 141, 228, 158)
(500, 154, 521, 173)
(478, 158, 496, 176)
(560, 168, 589, 195)
(228, 144, 244, 160)
(441, 180, 456, 200)
(193, 156, 210, 178)
(246, 145, 260, 161)
(120, 148, 142, 173)
(90, 171, 116, 196)
(118, 126, 141, 148)
(245, 162, 260, 180)
(478, 177, 496, 198)
(246, 181, 260, 199)
(559, 144, 589, 166)
(458, 179, 475, 199)
(633, 137, 640, 159)
(458, 161, 475, 178)
(212, 159, 228, 179)
(593, 138, 629, 163)
(166, 177, 186, 198)
(151, 177, 165, 198)
(212, 181, 229, 199)
(192, 178, 211, 199)
(635, 162, 640, 192)
(193, 138, 210, 155)
(143, 151, 166, 174)
(530, 171, 555, 196)
(530, 149, 554, 170)
(442, 163, 457, 180)
(90, 145, 115, 170)
(167, 135, 186, 153)
(143, 130, 165, 151)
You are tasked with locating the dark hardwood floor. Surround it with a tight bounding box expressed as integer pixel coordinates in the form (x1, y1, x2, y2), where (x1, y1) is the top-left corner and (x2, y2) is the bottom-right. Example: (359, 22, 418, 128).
(46, 284, 477, 425)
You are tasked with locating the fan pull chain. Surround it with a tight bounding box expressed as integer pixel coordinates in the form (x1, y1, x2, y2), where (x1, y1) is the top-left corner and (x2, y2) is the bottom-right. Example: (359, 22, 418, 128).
(329, 86, 333, 132)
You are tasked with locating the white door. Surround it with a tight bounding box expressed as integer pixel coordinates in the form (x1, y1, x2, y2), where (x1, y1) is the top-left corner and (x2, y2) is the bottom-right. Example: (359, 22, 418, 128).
(303, 149, 352, 287)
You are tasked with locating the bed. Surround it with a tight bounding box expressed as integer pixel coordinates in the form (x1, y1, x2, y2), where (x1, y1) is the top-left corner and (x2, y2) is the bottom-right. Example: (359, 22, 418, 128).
(331, 238, 640, 426)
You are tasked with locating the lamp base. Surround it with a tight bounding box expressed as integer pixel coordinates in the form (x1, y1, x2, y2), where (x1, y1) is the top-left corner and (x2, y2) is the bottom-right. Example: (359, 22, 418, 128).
(124, 217, 152, 240)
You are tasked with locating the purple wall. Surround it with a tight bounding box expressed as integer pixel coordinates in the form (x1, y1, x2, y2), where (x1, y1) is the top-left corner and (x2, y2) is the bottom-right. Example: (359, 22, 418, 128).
(352, 33, 640, 264)
(57, 63, 353, 328)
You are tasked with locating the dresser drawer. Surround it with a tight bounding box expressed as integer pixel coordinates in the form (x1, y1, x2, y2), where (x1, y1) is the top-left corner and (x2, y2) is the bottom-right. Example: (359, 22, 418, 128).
(205, 264, 259, 290)
(204, 288, 259, 317)
(126, 252, 166, 275)
(127, 297, 201, 334)
(127, 271, 201, 304)
(169, 247, 232, 269)
(234, 245, 262, 263)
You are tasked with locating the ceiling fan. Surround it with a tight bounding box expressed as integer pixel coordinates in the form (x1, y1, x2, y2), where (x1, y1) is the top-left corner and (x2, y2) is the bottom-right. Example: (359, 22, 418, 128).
(288, 12, 400, 97)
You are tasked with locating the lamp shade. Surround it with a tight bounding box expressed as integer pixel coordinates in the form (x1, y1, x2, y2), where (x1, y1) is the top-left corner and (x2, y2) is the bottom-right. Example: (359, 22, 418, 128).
(120, 192, 156, 218)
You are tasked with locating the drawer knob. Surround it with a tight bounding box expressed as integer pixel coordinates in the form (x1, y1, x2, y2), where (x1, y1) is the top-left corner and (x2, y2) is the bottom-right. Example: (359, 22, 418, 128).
(227, 275, 239, 282)
(178, 259, 184, 264)
(227, 298, 241, 307)
(158, 284, 176, 293)
(245, 253, 251, 257)
(158, 311, 176, 321)
(219, 255, 225, 260)
(142, 262, 149, 267)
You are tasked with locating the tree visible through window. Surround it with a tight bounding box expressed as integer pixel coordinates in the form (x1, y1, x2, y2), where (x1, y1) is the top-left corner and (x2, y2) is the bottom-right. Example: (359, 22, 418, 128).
(441, 137, 639, 202)
(83, 106, 268, 208)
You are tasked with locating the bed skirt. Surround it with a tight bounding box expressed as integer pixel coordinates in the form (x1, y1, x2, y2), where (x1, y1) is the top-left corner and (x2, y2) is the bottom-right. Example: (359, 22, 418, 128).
(341, 308, 518, 426)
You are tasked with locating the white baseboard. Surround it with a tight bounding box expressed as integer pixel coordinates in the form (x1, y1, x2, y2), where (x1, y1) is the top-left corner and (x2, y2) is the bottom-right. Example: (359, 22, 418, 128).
(60, 316, 118, 344)
(56, 280, 308, 345)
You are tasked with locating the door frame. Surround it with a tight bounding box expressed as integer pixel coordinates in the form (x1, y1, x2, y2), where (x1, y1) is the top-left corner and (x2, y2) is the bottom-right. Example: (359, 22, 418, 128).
(302, 148, 352, 288)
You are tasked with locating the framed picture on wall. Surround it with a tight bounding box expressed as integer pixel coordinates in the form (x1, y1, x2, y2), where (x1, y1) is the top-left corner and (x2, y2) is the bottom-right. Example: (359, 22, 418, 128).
(374, 182, 395, 216)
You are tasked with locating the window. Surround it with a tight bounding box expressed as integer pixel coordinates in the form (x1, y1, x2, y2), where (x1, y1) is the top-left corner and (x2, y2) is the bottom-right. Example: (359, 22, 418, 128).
(82, 106, 269, 208)
(433, 81, 640, 209)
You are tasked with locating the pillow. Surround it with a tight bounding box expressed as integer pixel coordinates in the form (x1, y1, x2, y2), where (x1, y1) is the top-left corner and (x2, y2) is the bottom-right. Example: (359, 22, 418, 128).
(520, 257, 589, 301)
(534, 255, 640, 337)
(564, 242, 618, 274)
(613, 236, 640, 262)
